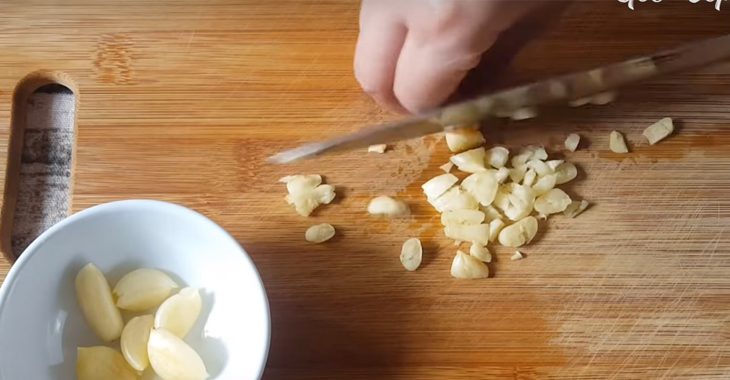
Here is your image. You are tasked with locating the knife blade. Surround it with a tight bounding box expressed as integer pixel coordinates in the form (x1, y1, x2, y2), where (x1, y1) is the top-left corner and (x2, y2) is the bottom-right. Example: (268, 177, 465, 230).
(269, 34, 730, 164)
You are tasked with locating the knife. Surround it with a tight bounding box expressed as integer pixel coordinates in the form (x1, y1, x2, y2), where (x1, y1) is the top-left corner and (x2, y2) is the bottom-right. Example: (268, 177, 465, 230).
(268, 34, 730, 164)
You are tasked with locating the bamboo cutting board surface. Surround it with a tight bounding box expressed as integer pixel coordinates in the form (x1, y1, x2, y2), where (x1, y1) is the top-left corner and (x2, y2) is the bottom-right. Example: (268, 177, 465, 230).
(1, 1, 730, 378)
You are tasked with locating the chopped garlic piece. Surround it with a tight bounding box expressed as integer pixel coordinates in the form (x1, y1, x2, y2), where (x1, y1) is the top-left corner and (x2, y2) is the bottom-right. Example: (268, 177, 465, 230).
(532, 174, 557, 196)
(554, 162, 577, 185)
(441, 209, 485, 226)
(498, 216, 538, 248)
(609, 131, 629, 153)
(367, 196, 410, 217)
(469, 244, 492, 263)
(461, 171, 499, 206)
(546, 160, 564, 172)
(76, 263, 124, 342)
(643, 117, 674, 145)
(511, 107, 538, 121)
(450, 250, 490, 279)
(509, 164, 528, 183)
(430, 187, 478, 212)
(305, 223, 336, 243)
(564, 199, 590, 218)
(534, 188, 572, 215)
(439, 162, 454, 173)
(422, 173, 459, 200)
(527, 159, 551, 177)
(481, 205, 503, 221)
(565, 133, 580, 152)
(590, 91, 617, 105)
(495, 167, 510, 183)
(281, 174, 336, 216)
(450, 147, 487, 173)
(367, 144, 387, 153)
(444, 224, 490, 246)
(488, 219, 505, 242)
(113, 268, 179, 312)
(445, 126, 486, 152)
(529, 146, 548, 161)
(400, 238, 423, 271)
(486, 147, 510, 168)
(522, 169, 537, 187)
(511, 251, 524, 261)
(503, 184, 535, 221)
(569, 97, 591, 107)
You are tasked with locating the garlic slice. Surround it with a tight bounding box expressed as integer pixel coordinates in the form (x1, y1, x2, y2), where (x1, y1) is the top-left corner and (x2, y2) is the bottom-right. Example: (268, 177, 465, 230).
(450, 147, 487, 173)
(148, 329, 209, 380)
(564, 199, 590, 218)
(450, 250, 490, 279)
(367, 144, 387, 153)
(75, 263, 124, 342)
(469, 244, 492, 263)
(440, 209, 485, 226)
(422, 173, 459, 200)
(367, 196, 410, 217)
(486, 147, 510, 168)
(439, 162, 454, 173)
(154, 287, 202, 338)
(121, 315, 154, 371)
(461, 171, 499, 206)
(565, 133, 580, 152)
(498, 216, 538, 247)
(609, 130, 629, 153)
(77, 346, 137, 380)
(445, 127, 486, 152)
(532, 174, 557, 196)
(643, 117, 673, 145)
(554, 162, 578, 185)
(488, 219, 505, 242)
(400, 238, 423, 271)
(430, 187, 478, 212)
(305, 223, 336, 243)
(281, 174, 336, 216)
(114, 268, 179, 312)
(444, 224, 491, 246)
(534, 188, 572, 215)
(511, 251, 524, 261)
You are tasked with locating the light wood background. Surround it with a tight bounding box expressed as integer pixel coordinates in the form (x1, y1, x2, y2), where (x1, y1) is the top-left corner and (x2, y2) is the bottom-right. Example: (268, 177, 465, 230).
(1, 1, 730, 378)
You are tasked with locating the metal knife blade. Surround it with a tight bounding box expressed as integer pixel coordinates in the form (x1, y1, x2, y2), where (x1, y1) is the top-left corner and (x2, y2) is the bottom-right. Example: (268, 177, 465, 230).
(269, 34, 730, 164)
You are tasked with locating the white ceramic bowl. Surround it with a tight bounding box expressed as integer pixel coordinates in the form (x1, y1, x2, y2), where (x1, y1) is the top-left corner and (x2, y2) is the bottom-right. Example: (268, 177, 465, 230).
(0, 200, 270, 379)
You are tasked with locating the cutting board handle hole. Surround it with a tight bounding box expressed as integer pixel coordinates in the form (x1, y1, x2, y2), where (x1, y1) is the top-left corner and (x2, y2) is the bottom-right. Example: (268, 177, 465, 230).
(0, 70, 78, 261)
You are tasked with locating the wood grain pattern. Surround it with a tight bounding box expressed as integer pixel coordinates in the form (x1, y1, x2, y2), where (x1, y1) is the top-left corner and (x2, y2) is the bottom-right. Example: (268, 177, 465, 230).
(1, 1, 730, 378)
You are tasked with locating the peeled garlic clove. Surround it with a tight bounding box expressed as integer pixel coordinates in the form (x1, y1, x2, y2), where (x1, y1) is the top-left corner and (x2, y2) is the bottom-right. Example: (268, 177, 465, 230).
(511, 251, 524, 261)
(461, 171, 499, 206)
(450, 147, 487, 173)
(522, 169, 537, 187)
(75, 263, 124, 342)
(305, 223, 336, 243)
(148, 329, 209, 380)
(400, 238, 423, 271)
(643, 117, 673, 145)
(532, 174, 557, 196)
(422, 173, 459, 200)
(439, 162, 454, 173)
(444, 224, 490, 246)
(469, 244, 492, 263)
(114, 268, 178, 312)
(450, 250, 489, 279)
(77, 346, 137, 380)
(495, 167, 510, 183)
(154, 287, 202, 338)
(565, 133, 580, 152)
(609, 130, 629, 153)
(486, 147, 509, 168)
(440, 209, 485, 226)
(498, 216, 538, 248)
(367, 196, 410, 217)
(430, 187, 478, 212)
(534, 188, 572, 215)
(121, 315, 154, 371)
(488, 219, 505, 242)
(564, 199, 590, 218)
(445, 127, 486, 152)
(367, 144, 387, 153)
(554, 162, 578, 185)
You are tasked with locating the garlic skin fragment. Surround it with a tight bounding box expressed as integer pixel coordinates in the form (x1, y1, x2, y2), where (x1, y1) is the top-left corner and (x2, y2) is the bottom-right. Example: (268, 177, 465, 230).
(450, 147, 487, 173)
(280, 175, 336, 217)
(430, 187, 479, 212)
(154, 287, 202, 338)
(440, 209, 485, 226)
(367, 144, 387, 153)
(113, 268, 179, 312)
(77, 346, 137, 380)
(400, 238, 423, 271)
(148, 329, 209, 380)
(643, 117, 674, 145)
(461, 171, 499, 206)
(444, 223, 491, 246)
(305, 223, 336, 243)
(469, 244, 492, 263)
(450, 250, 490, 279)
(75, 263, 124, 342)
(486, 147, 510, 169)
(609, 130, 629, 153)
(367, 196, 410, 217)
(422, 173, 459, 200)
(554, 162, 578, 185)
(565, 133, 580, 152)
(511, 251, 524, 261)
(534, 188, 572, 215)
(498, 216, 538, 248)
(445, 127, 486, 152)
(121, 315, 154, 371)
(564, 199, 590, 218)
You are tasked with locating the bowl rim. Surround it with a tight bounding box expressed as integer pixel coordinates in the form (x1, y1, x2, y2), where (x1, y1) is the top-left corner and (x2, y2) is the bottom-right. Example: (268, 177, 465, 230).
(0, 199, 271, 379)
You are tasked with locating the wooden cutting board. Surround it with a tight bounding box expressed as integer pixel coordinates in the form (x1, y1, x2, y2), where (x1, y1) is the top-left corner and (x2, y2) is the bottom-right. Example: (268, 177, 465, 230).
(2, 1, 730, 378)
